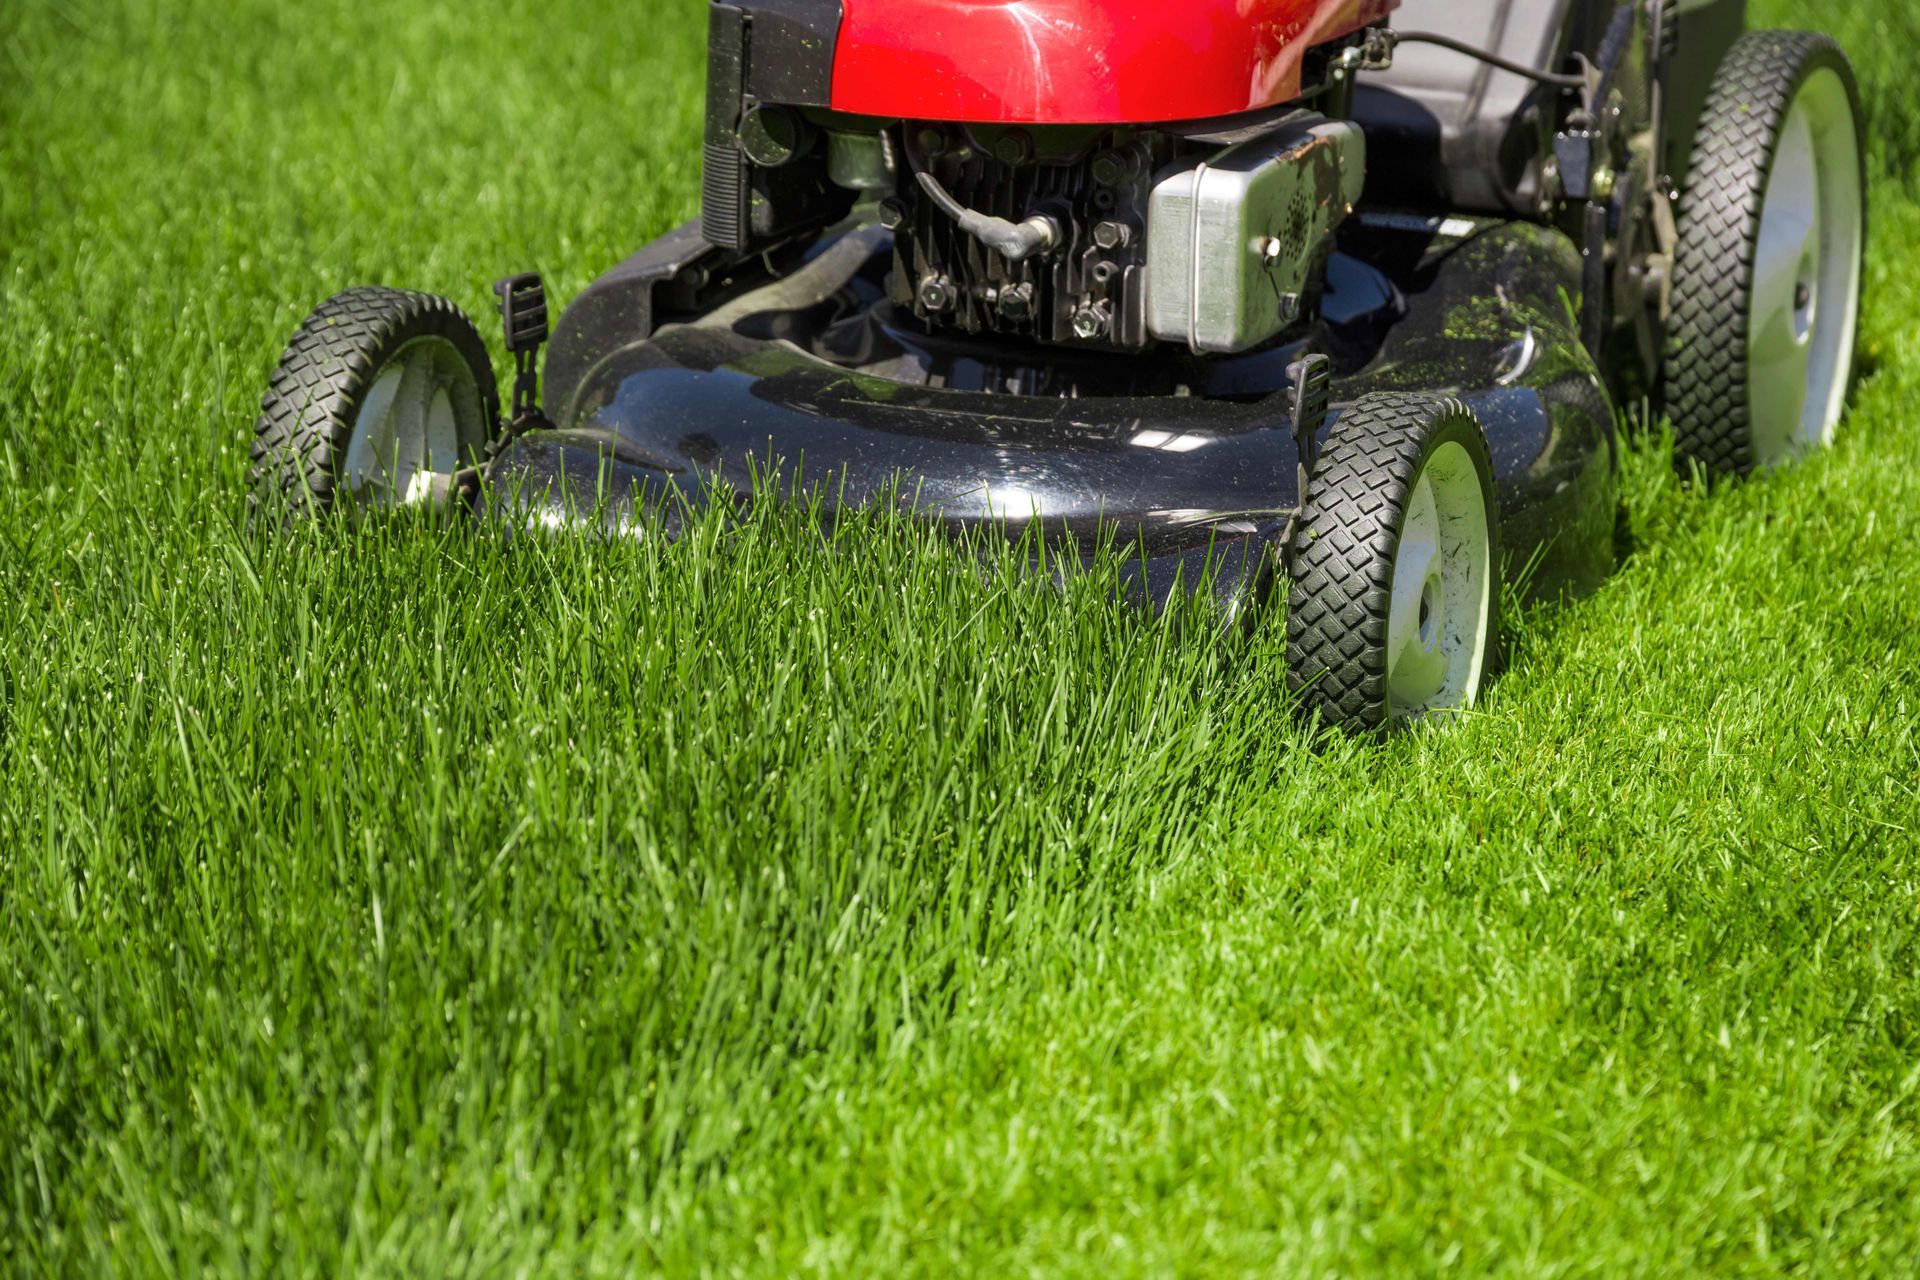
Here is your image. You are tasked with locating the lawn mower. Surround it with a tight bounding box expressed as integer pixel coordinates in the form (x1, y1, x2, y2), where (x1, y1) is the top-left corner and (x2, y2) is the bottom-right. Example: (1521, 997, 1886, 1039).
(249, 0, 1867, 734)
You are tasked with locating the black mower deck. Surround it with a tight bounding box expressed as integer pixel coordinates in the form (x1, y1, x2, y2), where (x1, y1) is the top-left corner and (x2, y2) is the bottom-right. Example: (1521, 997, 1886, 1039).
(486, 215, 1618, 612)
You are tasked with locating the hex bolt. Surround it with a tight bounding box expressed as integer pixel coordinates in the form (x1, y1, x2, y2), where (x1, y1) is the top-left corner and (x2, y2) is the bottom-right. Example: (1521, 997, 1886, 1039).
(1090, 150, 1133, 188)
(1071, 301, 1112, 340)
(918, 274, 958, 313)
(916, 127, 946, 157)
(997, 282, 1036, 322)
(876, 198, 909, 230)
(1092, 220, 1133, 251)
(993, 131, 1033, 166)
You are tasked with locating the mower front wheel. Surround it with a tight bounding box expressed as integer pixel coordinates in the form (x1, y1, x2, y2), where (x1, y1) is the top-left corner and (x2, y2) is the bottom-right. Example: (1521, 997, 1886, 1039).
(250, 287, 500, 518)
(1286, 394, 1500, 736)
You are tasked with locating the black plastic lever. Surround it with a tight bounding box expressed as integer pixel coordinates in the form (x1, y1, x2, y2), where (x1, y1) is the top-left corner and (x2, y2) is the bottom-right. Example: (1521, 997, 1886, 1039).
(494, 273, 549, 424)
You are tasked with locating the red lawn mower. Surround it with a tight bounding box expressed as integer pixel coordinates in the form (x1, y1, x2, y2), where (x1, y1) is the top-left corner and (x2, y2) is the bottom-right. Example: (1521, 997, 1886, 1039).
(251, 0, 1867, 734)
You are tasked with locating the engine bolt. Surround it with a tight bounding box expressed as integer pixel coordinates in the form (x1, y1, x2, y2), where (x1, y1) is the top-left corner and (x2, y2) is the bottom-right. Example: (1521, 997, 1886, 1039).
(877, 198, 909, 230)
(918, 274, 958, 313)
(1090, 150, 1133, 187)
(917, 127, 946, 157)
(1071, 302, 1112, 340)
(1092, 220, 1133, 250)
(993, 131, 1033, 165)
(997, 282, 1036, 322)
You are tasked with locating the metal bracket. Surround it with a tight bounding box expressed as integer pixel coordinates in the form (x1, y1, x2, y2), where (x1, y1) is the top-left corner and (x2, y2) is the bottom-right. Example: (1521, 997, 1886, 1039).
(1554, 130, 1601, 203)
(1332, 28, 1396, 80)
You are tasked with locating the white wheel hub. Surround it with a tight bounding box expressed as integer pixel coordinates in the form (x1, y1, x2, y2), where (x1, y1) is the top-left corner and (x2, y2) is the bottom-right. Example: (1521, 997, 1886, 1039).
(1748, 66, 1864, 466)
(342, 337, 485, 508)
(1386, 441, 1492, 720)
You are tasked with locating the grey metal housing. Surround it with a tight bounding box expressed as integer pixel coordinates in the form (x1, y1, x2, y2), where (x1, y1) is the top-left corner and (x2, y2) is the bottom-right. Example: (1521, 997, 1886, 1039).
(1145, 119, 1367, 354)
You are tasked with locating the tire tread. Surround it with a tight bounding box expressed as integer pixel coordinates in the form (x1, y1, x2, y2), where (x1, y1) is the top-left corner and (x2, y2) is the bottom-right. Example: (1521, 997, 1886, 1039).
(248, 287, 495, 516)
(1286, 393, 1496, 734)
(1666, 31, 1851, 478)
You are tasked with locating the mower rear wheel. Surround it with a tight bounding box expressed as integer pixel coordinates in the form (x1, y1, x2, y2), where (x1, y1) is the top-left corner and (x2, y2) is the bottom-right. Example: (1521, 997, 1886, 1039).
(250, 287, 499, 518)
(1286, 394, 1499, 735)
(1666, 32, 1866, 478)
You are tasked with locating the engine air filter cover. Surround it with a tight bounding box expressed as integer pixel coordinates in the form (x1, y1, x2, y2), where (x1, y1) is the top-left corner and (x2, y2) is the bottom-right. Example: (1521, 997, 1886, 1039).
(1146, 118, 1366, 354)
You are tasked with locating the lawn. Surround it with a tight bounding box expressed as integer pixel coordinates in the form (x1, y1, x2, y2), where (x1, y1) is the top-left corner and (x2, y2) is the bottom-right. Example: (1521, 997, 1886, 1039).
(3, 0, 1918, 1274)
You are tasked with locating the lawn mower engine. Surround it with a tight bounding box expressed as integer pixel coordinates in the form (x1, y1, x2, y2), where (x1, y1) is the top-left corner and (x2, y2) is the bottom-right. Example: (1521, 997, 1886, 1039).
(885, 115, 1361, 356)
(701, 0, 1382, 363)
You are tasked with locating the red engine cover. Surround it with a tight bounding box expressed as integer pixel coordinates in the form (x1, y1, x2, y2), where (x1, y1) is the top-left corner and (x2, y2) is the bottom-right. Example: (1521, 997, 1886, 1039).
(829, 0, 1399, 125)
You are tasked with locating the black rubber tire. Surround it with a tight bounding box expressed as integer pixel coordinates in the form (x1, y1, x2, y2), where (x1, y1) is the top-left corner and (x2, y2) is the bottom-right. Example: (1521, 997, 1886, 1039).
(1665, 32, 1866, 479)
(249, 287, 499, 518)
(1286, 393, 1501, 736)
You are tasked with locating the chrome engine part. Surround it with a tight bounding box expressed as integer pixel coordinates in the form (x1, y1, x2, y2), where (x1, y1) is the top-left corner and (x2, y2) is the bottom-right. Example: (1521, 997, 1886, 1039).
(1145, 119, 1367, 354)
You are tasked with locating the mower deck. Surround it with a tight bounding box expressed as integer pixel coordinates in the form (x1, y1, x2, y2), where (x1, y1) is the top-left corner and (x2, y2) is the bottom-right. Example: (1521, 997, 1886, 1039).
(485, 215, 1618, 612)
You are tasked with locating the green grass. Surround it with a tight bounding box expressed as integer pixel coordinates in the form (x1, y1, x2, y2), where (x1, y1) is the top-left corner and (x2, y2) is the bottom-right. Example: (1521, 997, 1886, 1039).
(3, 0, 1918, 1273)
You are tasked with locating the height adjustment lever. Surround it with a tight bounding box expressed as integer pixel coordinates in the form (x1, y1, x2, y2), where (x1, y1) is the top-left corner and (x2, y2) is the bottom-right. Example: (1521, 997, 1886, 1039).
(1280, 353, 1334, 564)
(1287, 353, 1333, 484)
(493, 273, 549, 426)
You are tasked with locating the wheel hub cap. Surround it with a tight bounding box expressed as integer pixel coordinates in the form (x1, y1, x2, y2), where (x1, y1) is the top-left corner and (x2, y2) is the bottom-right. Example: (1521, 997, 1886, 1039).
(1748, 67, 1864, 465)
(1386, 441, 1492, 719)
(343, 337, 484, 509)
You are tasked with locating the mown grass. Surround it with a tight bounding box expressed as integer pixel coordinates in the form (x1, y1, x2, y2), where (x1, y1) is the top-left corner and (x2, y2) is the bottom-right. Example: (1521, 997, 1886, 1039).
(2, 0, 1917, 1274)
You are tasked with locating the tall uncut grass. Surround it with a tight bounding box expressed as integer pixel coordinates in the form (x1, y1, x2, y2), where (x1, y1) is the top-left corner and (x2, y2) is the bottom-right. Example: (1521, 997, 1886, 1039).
(3, 0, 1917, 1273)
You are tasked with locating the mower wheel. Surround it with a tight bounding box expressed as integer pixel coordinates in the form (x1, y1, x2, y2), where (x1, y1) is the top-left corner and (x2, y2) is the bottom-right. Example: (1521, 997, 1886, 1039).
(250, 287, 499, 517)
(1666, 32, 1866, 478)
(1286, 394, 1499, 735)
